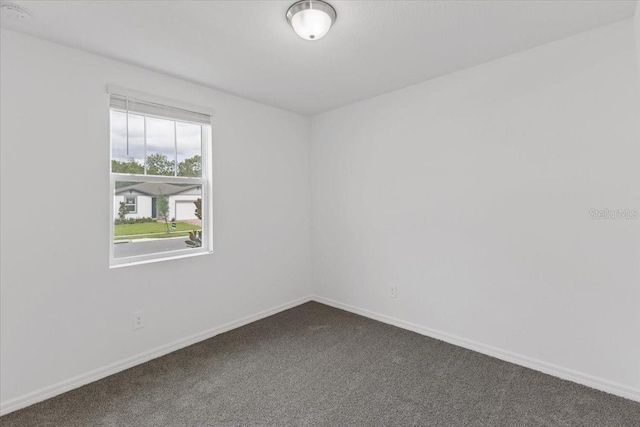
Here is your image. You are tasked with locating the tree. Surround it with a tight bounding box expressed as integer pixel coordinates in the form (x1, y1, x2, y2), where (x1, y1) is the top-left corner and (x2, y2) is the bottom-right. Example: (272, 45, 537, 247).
(146, 153, 175, 176)
(156, 192, 170, 233)
(118, 201, 128, 221)
(113, 154, 200, 177)
(112, 158, 144, 174)
(193, 198, 202, 220)
(185, 198, 203, 249)
(178, 155, 202, 177)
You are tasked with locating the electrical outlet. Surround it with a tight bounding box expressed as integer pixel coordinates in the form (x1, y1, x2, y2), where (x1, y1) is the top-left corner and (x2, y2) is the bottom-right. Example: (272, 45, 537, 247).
(389, 284, 397, 299)
(133, 311, 144, 330)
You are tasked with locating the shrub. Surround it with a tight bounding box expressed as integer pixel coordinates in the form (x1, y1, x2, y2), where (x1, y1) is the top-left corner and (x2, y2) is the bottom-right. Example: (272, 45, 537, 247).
(185, 230, 202, 248)
(114, 217, 156, 225)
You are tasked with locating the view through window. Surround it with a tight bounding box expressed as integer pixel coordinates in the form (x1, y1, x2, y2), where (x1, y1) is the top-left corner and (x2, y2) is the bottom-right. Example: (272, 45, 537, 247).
(110, 92, 212, 266)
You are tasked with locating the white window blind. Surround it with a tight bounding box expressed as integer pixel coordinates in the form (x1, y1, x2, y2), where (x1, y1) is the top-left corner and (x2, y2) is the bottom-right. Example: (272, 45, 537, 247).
(110, 94, 211, 125)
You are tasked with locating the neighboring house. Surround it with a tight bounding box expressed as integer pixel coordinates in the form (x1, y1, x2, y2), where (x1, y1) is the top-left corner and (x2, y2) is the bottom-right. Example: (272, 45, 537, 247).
(114, 183, 201, 221)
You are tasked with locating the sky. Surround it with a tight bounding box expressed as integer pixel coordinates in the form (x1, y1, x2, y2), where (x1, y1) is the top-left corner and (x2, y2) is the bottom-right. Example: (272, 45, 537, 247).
(111, 111, 202, 167)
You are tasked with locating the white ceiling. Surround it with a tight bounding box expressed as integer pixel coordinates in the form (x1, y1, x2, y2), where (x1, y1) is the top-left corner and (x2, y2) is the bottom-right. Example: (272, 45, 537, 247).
(1, 1, 637, 115)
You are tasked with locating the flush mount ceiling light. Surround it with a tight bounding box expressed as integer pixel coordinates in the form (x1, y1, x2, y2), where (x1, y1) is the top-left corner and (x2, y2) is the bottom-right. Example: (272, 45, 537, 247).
(286, 0, 336, 41)
(1, 3, 32, 24)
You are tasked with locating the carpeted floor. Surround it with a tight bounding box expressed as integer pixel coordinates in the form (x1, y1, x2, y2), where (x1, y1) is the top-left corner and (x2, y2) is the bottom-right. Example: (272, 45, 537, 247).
(2, 302, 639, 426)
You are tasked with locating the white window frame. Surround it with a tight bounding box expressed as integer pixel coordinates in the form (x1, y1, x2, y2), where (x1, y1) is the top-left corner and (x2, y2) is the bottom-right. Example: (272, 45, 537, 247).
(108, 85, 214, 268)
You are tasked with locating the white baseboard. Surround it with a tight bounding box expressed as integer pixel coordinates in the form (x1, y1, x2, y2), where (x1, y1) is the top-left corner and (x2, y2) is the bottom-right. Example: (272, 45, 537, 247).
(312, 295, 640, 403)
(0, 295, 314, 416)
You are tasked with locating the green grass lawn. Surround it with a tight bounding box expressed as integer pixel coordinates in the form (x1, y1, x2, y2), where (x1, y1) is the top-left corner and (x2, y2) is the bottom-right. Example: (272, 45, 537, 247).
(115, 221, 201, 240)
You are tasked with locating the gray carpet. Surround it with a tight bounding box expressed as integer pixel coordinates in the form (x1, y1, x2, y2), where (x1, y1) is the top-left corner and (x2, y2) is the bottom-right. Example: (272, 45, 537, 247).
(2, 302, 639, 427)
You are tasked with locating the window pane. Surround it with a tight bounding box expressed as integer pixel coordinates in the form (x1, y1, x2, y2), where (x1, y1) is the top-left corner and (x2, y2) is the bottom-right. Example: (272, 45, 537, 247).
(111, 111, 145, 173)
(176, 122, 202, 177)
(113, 180, 203, 259)
(146, 117, 176, 176)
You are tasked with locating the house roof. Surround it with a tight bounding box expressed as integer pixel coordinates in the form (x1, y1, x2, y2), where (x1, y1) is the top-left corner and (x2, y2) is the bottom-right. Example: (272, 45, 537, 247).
(115, 183, 200, 197)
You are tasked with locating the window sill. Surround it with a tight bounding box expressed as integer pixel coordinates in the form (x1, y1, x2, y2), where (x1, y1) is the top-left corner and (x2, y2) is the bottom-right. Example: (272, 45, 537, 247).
(109, 248, 213, 269)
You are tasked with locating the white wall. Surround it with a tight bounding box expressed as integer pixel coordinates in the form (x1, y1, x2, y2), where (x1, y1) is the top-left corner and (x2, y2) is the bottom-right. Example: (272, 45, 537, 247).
(311, 19, 640, 399)
(636, 2, 640, 86)
(0, 29, 312, 409)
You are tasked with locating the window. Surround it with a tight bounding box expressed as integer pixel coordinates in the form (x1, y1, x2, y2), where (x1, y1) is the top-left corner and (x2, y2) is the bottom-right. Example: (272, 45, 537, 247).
(109, 86, 213, 267)
(124, 196, 137, 213)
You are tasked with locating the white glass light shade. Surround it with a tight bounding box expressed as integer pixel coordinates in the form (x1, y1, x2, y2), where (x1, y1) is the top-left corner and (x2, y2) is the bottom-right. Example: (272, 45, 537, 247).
(291, 9, 331, 40)
(286, 0, 336, 41)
